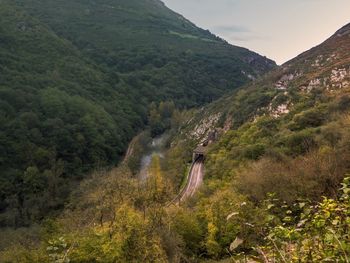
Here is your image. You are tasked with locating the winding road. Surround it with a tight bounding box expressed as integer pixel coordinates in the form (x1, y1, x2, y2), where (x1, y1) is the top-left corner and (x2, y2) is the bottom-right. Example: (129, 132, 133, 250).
(126, 133, 205, 205)
(177, 157, 204, 203)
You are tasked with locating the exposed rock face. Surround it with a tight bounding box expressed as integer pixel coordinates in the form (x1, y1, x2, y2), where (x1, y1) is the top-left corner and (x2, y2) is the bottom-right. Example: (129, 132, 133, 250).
(190, 113, 222, 143)
(270, 103, 290, 118)
(275, 73, 302, 90)
(179, 23, 350, 147)
(331, 68, 348, 83)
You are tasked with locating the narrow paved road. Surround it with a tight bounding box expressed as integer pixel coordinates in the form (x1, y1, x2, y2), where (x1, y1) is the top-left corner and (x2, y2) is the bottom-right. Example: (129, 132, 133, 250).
(179, 157, 204, 202)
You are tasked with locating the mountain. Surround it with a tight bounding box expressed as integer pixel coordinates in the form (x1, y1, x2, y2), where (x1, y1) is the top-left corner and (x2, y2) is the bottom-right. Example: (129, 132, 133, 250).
(0, 14, 349, 263)
(0, 0, 275, 227)
(15, 0, 276, 106)
(183, 22, 350, 142)
(177, 23, 350, 199)
(153, 22, 350, 261)
(0, 2, 143, 227)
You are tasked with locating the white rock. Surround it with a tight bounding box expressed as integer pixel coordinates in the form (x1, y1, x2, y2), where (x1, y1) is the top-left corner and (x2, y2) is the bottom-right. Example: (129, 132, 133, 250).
(331, 68, 348, 83)
(190, 113, 222, 141)
(269, 101, 290, 118)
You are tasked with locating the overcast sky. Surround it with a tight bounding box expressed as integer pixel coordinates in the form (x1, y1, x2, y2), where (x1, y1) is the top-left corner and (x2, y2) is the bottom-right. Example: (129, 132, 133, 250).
(162, 0, 350, 65)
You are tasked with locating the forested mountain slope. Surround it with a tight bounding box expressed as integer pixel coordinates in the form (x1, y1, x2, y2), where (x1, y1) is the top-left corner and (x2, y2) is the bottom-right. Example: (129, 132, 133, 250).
(184, 23, 350, 145)
(1, 24, 349, 263)
(0, 0, 275, 228)
(178, 23, 350, 203)
(0, 2, 143, 227)
(15, 0, 275, 106)
(163, 22, 350, 261)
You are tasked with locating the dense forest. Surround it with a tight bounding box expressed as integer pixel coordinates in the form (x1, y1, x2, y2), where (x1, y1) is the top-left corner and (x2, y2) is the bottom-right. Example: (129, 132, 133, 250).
(1, 23, 348, 262)
(0, 0, 275, 228)
(2, 0, 350, 262)
(0, 2, 143, 227)
(15, 0, 275, 107)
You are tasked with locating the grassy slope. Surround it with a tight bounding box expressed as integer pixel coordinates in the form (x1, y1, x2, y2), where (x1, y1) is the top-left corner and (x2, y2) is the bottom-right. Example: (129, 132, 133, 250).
(170, 24, 350, 208)
(182, 23, 350, 141)
(153, 23, 350, 261)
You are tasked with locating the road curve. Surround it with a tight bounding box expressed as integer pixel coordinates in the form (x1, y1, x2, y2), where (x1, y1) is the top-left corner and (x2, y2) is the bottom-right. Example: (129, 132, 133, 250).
(178, 157, 204, 202)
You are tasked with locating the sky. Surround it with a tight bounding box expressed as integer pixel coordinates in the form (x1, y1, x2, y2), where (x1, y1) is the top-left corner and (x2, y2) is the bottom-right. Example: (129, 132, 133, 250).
(162, 0, 350, 65)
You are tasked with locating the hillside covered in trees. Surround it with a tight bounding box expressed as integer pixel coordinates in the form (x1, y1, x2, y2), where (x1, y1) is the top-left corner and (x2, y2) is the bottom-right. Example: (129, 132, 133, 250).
(0, 0, 275, 228)
(16, 0, 275, 106)
(1, 20, 350, 262)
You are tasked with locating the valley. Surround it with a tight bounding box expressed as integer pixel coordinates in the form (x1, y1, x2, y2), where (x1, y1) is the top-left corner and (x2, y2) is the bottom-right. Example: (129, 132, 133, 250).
(0, 0, 274, 230)
(0, 0, 350, 262)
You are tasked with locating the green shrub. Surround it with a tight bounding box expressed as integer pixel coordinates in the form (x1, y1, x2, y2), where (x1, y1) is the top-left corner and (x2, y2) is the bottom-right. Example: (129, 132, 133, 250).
(280, 129, 316, 155)
(289, 106, 327, 130)
(259, 176, 350, 262)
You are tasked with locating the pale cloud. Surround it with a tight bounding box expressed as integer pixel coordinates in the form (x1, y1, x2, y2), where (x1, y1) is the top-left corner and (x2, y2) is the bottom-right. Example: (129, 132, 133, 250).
(162, 0, 350, 64)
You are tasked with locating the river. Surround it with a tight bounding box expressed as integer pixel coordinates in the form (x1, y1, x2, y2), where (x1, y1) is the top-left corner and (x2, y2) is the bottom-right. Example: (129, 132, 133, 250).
(139, 133, 168, 180)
